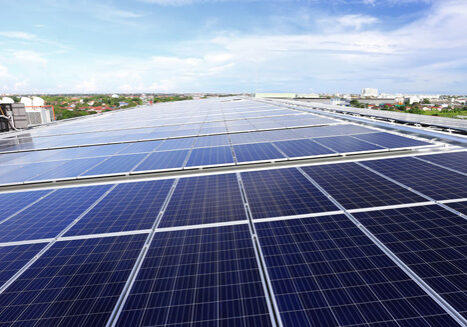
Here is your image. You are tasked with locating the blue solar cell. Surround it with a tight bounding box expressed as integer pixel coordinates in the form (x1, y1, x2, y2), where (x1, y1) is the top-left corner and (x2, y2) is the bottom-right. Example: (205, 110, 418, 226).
(80, 143, 130, 156)
(0, 243, 46, 286)
(229, 132, 267, 145)
(116, 225, 273, 327)
(241, 168, 338, 219)
(199, 126, 226, 134)
(445, 200, 467, 215)
(0, 190, 51, 221)
(302, 162, 426, 209)
(194, 134, 230, 148)
(234, 143, 286, 162)
(118, 140, 163, 154)
(157, 137, 195, 151)
(255, 216, 461, 327)
(133, 150, 188, 171)
(255, 129, 302, 142)
(361, 157, 467, 200)
(352, 132, 431, 149)
(0, 234, 146, 327)
(159, 174, 246, 227)
(273, 139, 336, 158)
(353, 205, 467, 318)
(186, 146, 234, 167)
(0, 185, 110, 242)
(65, 179, 175, 236)
(313, 135, 385, 153)
(81, 153, 147, 176)
(29, 157, 107, 181)
(417, 151, 467, 174)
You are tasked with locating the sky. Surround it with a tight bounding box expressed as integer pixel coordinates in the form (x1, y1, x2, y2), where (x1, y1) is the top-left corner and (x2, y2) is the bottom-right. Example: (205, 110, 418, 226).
(0, 0, 466, 94)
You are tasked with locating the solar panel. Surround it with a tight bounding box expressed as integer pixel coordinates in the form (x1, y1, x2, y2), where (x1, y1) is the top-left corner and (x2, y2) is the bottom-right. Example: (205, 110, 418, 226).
(0, 243, 46, 286)
(29, 157, 106, 181)
(185, 146, 234, 167)
(302, 162, 426, 209)
(65, 179, 175, 236)
(352, 132, 431, 149)
(444, 200, 467, 215)
(133, 149, 189, 172)
(118, 140, 163, 155)
(255, 216, 461, 327)
(234, 143, 286, 162)
(273, 139, 336, 158)
(0, 185, 110, 243)
(0, 161, 68, 185)
(353, 205, 467, 318)
(194, 134, 230, 148)
(157, 137, 195, 151)
(159, 174, 246, 227)
(361, 157, 467, 200)
(241, 168, 338, 219)
(115, 225, 273, 327)
(79, 153, 147, 177)
(0, 234, 146, 326)
(0, 190, 51, 221)
(313, 135, 385, 153)
(417, 152, 467, 174)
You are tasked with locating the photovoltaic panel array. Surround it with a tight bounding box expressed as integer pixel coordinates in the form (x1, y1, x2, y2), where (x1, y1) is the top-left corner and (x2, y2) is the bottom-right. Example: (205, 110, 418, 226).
(255, 216, 461, 327)
(159, 173, 247, 227)
(361, 157, 467, 200)
(116, 225, 273, 327)
(0, 97, 465, 327)
(301, 162, 426, 209)
(0, 234, 146, 327)
(353, 205, 467, 318)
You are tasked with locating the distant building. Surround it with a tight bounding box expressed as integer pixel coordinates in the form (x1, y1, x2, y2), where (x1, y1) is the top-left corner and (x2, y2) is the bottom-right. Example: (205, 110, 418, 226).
(111, 94, 119, 98)
(361, 88, 379, 97)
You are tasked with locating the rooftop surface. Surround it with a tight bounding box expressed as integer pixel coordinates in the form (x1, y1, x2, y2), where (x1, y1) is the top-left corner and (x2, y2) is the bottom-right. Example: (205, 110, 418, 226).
(0, 97, 466, 326)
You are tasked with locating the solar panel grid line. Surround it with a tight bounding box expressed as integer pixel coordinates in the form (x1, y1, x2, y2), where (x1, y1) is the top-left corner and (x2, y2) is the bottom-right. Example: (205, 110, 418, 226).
(236, 172, 287, 327)
(106, 178, 180, 327)
(355, 161, 467, 221)
(296, 166, 467, 326)
(0, 189, 55, 226)
(414, 155, 467, 177)
(439, 198, 467, 204)
(346, 200, 435, 214)
(0, 238, 54, 249)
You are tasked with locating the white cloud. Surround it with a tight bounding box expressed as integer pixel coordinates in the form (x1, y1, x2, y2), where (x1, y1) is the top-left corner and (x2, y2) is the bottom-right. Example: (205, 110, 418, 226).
(0, 31, 36, 40)
(336, 14, 379, 30)
(0, 64, 9, 78)
(12, 51, 48, 64)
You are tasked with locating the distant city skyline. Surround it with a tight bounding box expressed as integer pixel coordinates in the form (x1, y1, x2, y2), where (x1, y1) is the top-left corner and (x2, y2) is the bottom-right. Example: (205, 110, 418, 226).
(0, 0, 466, 94)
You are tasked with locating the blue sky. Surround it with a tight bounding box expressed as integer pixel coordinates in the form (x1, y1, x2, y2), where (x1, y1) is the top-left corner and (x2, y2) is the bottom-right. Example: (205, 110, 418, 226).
(0, 0, 466, 94)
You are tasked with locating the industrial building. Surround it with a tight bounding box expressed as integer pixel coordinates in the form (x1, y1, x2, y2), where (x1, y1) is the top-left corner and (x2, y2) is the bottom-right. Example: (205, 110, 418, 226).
(0, 97, 465, 326)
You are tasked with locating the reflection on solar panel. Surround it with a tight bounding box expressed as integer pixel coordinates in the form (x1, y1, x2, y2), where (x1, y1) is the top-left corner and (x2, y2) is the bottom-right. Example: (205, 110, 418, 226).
(159, 174, 246, 227)
(352, 132, 431, 149)
(314, 135, 385, 153)
(234, 143, 285, 162)
(116, 225, 273, 327)
(0, 243, 46, 286)
(353, 205, 467, 318)
(241, 168, 338, 218)
(0, 185, 110, 242)
(302, 162, 426, 209)
(65, 179, 174, 236)
(0, 98, 464, 326)
(255, 216, 461, 327)
(185, 146, 234, 167)
(133, 149, 189, 171)
(417, 151, 467, 173)
(273, 139, 336, 158)
(0, 234, 146, 326)
(81, 153, 147, 176)
(361, 157, 467, 200)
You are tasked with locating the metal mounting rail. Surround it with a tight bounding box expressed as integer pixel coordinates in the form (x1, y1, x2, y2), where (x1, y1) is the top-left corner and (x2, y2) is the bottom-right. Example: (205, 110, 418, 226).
(236, 172, 283, 327)
(296, 167, 467, 326)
